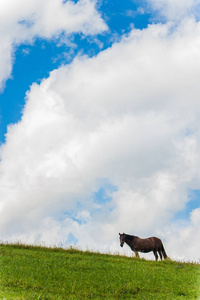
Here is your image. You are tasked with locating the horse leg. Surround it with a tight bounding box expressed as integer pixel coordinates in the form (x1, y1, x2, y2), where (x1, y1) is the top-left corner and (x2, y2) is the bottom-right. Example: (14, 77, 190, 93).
(158, 250, 162, 260)
(153, 250, 158, 261)
(134, 251, 140, 258)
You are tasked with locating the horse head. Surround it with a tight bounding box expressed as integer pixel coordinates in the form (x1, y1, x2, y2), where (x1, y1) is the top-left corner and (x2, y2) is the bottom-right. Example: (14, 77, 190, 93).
(119, 233, 125, 247)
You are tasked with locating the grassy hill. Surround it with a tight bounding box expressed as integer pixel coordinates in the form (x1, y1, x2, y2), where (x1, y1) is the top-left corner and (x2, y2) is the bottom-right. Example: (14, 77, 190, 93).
(0, 244, 199, 299)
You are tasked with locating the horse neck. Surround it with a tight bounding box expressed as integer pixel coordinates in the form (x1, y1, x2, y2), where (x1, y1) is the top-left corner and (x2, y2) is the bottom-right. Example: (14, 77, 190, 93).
(125, 235, 134, 246)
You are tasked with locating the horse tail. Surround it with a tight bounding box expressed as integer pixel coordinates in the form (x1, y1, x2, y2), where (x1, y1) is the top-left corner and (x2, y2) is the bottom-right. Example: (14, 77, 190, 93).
(161, 243, 167, 259)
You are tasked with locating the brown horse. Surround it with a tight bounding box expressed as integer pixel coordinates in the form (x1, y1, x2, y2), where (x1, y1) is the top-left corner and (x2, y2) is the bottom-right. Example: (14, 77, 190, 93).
(119, 233, 167, 260)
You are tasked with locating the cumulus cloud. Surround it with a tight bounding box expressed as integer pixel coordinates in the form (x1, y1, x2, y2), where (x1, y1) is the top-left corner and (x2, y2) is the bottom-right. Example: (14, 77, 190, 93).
(1, 18, 200, 261)
(0, 0, 107, 89)
(147, 0, 200, 21)
(165, 207, 200, 262)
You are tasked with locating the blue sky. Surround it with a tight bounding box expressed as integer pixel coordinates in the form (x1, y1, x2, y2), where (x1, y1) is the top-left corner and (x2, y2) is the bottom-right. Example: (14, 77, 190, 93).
(0, 0, 150, 143)
(0, 0, 200, 261)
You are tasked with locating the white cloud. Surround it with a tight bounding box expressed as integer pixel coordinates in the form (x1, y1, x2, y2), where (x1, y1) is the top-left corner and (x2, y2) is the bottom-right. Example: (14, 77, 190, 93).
(147, 0, 200, 21)
(1, 16, 200, 260)
(165, 208, 200, 262)
(0, 0, 107, 89)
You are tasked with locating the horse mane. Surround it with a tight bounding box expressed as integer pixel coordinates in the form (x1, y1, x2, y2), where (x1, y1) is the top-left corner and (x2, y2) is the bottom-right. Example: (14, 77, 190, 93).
(124, 233, 134, 241)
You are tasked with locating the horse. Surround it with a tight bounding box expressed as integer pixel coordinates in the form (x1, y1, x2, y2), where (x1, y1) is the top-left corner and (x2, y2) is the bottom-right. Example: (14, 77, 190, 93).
(119, 233, 167, 260)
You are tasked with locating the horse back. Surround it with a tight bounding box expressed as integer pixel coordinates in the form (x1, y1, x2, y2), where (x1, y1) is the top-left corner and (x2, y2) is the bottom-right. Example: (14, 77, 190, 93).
(135, 236, 161, 243)
(133, 236, 162, 252)
(148, 236, 163, 246)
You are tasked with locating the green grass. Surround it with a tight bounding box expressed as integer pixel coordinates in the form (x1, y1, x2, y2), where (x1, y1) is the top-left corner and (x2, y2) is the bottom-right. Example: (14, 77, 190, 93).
(0, 244, 199, 299)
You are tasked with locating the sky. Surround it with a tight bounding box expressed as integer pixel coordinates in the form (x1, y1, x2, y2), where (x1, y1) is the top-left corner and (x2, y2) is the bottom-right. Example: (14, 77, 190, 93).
(0, 0, 200, 262)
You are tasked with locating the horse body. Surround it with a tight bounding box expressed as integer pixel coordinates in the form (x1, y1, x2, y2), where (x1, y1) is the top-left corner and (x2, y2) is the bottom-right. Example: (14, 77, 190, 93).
(119, 233, 167, 260)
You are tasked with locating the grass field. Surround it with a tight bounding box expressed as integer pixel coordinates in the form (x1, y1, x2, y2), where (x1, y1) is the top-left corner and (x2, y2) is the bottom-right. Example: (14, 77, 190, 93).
(0, 244, 199, 299)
